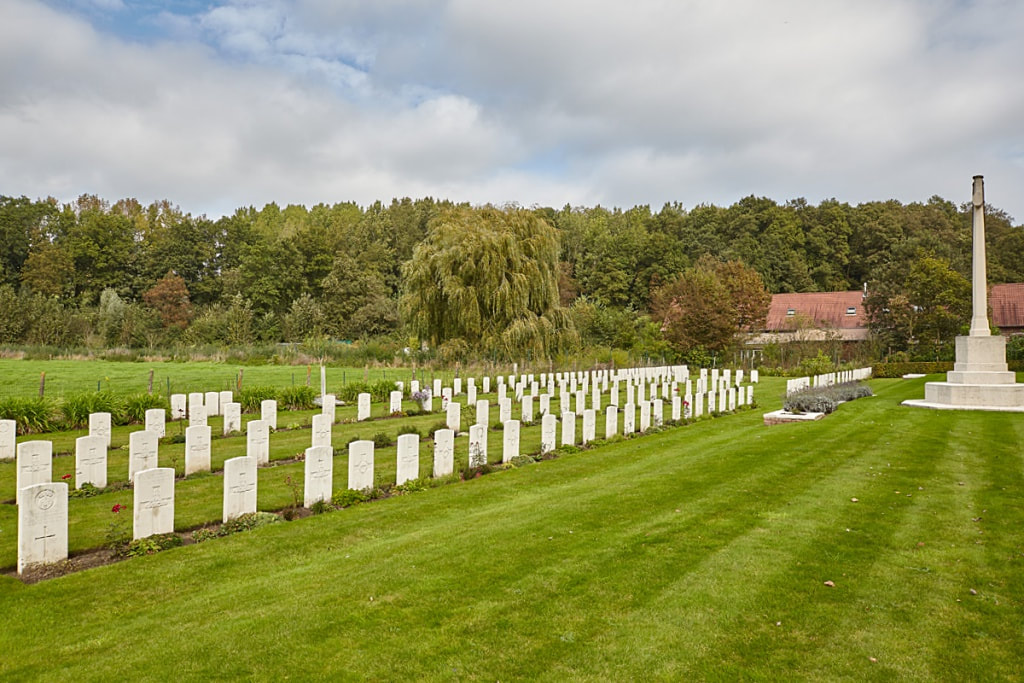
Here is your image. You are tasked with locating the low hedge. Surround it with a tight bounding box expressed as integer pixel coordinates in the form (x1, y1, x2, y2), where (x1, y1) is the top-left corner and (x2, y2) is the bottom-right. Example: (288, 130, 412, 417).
(875, 360, 1024, 378)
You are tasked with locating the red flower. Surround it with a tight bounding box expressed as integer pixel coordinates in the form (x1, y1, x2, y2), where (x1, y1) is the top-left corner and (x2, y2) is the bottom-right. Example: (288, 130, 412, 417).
(111, 503, 125, 514)
(61, 473, 72, 480)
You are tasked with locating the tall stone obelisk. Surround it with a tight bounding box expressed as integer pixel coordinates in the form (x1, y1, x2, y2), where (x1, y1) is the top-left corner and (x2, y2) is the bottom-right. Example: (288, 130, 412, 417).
(904, 175, 1024, 411)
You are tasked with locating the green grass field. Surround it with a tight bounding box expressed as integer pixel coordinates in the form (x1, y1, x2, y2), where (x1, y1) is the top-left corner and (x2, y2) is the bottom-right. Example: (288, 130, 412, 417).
(1, 375, 1021, 680)
(0, 358, 456, 399)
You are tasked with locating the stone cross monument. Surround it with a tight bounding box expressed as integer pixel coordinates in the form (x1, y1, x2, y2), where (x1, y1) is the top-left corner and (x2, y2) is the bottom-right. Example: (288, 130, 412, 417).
(904, 175, 1024, 411)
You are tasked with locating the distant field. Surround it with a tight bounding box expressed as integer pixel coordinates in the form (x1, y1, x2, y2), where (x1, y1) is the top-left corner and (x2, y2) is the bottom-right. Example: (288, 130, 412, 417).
(0, 359, 457, 399)
(1, 376, 1021, 679)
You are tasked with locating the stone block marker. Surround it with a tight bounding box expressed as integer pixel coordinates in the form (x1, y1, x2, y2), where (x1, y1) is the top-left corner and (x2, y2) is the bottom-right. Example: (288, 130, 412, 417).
(622, 403, 636, 433)
(561, 411, 576, 446)
(189, 404, 207, 428)
(469, 423, 488, 467)
(639, 402, 651, 432)
(204, 391, 220, 417)
(348, 440, 375, 491)
(396, 433, 420, 485)
(475, 399, 490, 427)
(223, 402, 242, 435)
(170, 394, 186, 420)
(311, 413, 332, 449)
(653, 399, 664, 427)
(18, 482, 68, 573)
(16, 440, 52, 505)
(541, 414, 557, 454)
(433, 429, 455, 477)
(502, 420, 520, 463)
(389, 390, 403, 414)
(605, 406, 618, 439)
(446, 401, 461, 433)
(322, 394, 336, 424)
(0, 419, 15, 461)
(128, 430, 158, 483)
(133, 467, 174, 540)
(357, 393, 372, 421)
(582, 409, 595, 444)
(672, 396, 682, 422)
(521, 395, 534, 423)
(89, 412, 112, 447)
(261, 399, 277, 430)
(303, 446, 333, 508)
(246, 419, 270, 465)
(499, 397, 511, 423)
(184, 425, 211, 476)
(145, 408, 166, 438)
(219, 391, 233, 412)
(188, 393, 204, 420)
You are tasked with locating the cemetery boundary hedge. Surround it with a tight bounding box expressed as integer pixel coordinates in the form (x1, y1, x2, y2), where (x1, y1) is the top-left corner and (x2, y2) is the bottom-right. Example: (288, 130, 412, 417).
(873, 360, 1024, 378)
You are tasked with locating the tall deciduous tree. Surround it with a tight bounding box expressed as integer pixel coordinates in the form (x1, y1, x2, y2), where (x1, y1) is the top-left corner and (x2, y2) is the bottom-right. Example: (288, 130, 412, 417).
(400, 206, 576, 358)
(143, 271, 193, 329)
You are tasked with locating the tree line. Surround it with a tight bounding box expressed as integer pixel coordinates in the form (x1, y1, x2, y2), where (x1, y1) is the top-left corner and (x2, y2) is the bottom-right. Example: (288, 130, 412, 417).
(0, 192, 1021, 363)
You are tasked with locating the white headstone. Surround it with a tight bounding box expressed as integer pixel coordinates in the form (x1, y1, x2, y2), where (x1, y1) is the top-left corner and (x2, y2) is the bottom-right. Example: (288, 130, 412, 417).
(0, 419, 16, 461)
(453, 377, 462, 395)
(469, 423, 488, 467)
(475, 399, 490, 427)
(133, 467, 174, 540)
(747, 385, 754, 405)
(521, 395, 534, 423)
(396, 433, 420, 485)
(575, 391, 586, 414)
(311, 413, 332, 449)
(539, 394, 551, 416)
(695, 393, 704, 418)
(605, 405, 618, 439)
(204, 390, 220, 417)
(751, 369, 759, 383)
(582, 409, 595, 444)
(170, 394, 186, 420)
(128, 430, 158, 483)
(639, 402, 651, 432)
(502, 420, 520, 463)
(322, 394, 336, 424)
(89, 412, 112, 447)
(304, 445, 333, 507)
(260, 399, 277, 430)
(246, 419, 270, 465)
(561, 411, 576, 446)
(446, 401, 461, 433)
(188, 392, 204, 420)
(433, 429, 455, 477)
(389, 390, 403, 414)
(223, 402, 242, 435)
(144, 408, 166, 438)
(18, 482, 68, 573)
(623, 403, 636, 434)
(410, 380, 420, 394)
(184, 425, 211, 476)
(348, 440, 374, 491)
(467, 383, 477, 406)
(219, 390, 233, 412)
(221, 456, 257, 523)
(728, 388, 736, 411)
(189, 404, 207, 428)
(652, 399, 664, 427)
(357, 393, 372, 421)
(541, 414, 557, 454)
(718, 389, 727, 413)
(482, 376, 490, 394)
(433, 378, 442, 396)
(16, 440, 51, 504)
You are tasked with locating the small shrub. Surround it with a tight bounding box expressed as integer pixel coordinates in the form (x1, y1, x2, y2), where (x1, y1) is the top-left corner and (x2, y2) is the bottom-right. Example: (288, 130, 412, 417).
(310, 499, 333, 515)
(60, 392, 125, 428)
(69, 482, 103, 499)
(369, 380, 396, 403)
(165, 433, 186, 444)
(337, 381, 372, 403)
(397, 425, 421, 438)
(221, 512, 281, 535)
(428, 421, 449, 436)
(238, 386, 277, 413)
(332, 489, 369, 508)
(373, 431, 392, 448)
(122, 393, 169, 425)
(394, 478, 426, 494)
(0, 397, 56, 434)
(278, 385, 317, 411)
(510, 455, 536, 467)
(126, 533, 182, 557)
(191, 528, 218, 543)
(784, 381, 872, 414)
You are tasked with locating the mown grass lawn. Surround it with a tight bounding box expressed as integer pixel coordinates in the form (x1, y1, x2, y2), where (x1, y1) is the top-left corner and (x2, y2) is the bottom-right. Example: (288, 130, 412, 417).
(1, 376, 1021, 680)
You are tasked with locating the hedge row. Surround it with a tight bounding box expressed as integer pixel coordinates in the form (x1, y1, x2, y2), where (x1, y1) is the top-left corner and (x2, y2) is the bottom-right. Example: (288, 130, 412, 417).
(874, 360, 1024, 378)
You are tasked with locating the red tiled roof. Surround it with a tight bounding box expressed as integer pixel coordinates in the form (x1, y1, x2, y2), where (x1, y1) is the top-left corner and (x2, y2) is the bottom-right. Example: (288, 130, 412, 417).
(765, 291, 867, 332)
(990, 283, 1024, 329)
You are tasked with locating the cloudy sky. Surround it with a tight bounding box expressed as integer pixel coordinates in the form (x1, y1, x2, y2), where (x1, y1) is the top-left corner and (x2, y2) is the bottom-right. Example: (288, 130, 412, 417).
(2, 0, 1023, 221)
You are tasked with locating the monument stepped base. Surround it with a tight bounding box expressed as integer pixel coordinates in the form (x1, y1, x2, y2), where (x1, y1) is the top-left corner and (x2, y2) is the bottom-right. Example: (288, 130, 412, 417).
(903, 382, 1024, 412)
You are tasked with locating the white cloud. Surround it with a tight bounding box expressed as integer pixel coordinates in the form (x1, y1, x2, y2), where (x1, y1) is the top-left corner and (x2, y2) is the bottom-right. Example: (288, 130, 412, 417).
(2, 0, 1023, 222)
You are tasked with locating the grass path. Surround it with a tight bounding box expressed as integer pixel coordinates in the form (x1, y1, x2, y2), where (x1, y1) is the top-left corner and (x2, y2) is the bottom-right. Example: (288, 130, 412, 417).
(1, 376, 1021, 680)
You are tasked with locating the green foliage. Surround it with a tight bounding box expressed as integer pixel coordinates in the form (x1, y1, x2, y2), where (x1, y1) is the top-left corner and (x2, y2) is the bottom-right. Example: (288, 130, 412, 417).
(122, 393, 169, 425)
(69, 483, 104, 499)
(397, 425, 421, 438)
(310, 499, 333, 515)
(0, 397, 56, 434)
(372, 431, 392, 448)
(332, 489, 369, 508)
(277, 385, 317, 411)
(238, 386, 278, 413)
(872, 361, 953, 378)
(796, 351, 836, 377)
(193, 512, 282, 543)
(126, 534, 183, 557)
(60, 392, 125, 429)
(783, 381, 873, 414)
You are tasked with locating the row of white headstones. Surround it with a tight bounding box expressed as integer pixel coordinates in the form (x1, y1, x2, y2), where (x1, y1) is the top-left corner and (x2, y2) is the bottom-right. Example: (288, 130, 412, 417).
(784, 368, 874, 396)
(5, 364, 757, 574)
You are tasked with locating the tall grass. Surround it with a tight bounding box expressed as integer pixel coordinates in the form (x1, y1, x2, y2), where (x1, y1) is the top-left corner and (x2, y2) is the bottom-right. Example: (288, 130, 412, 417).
(0, 396, 56, 434)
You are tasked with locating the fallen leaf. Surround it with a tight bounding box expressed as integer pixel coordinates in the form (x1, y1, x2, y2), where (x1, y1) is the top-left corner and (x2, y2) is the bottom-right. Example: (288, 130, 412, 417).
(869, 657, 878, 663)
(851, 498, 859, 503)
(824, 580, 835, 588)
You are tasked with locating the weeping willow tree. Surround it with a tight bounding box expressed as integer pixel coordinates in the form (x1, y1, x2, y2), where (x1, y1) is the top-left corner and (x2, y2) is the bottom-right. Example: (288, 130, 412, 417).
(400, 206, 578, 360)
